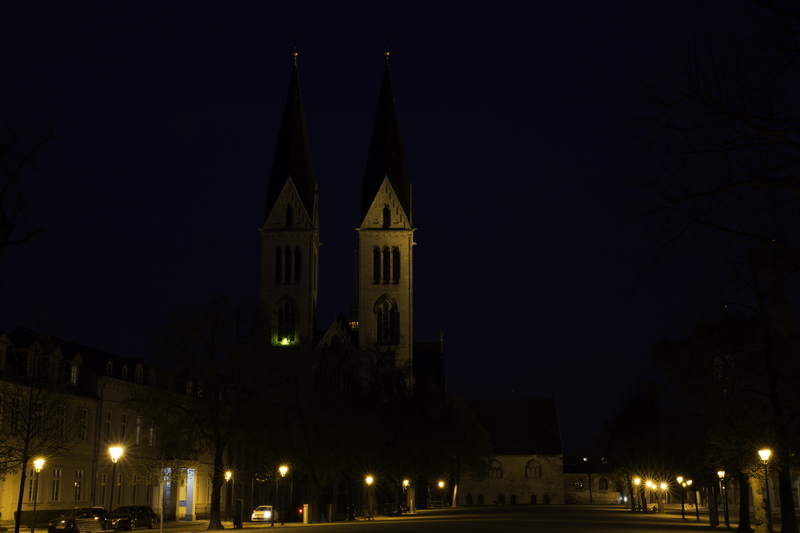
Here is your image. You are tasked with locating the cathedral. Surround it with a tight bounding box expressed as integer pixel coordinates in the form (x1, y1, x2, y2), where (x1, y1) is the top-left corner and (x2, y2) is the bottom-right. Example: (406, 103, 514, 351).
(258, 54, 436, 390)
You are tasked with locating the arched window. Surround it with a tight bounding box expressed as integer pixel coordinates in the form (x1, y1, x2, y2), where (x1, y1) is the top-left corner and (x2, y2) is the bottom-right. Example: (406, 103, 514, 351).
(530, 494, 537, 504)
(121, 366, 128, 380)
(598, 478, 609, 491)
(375, 296, 399, 344)
(373, 246, 381, 284)
(382, 246, 390, 283)
(106, 361, 113, 376)
(525, 459, 542, 479)
(477, 494, 484, 505)
(294, 247, 302, 283)
(509, 495, 516, 505)
(489, 459, 503, 479)
(276, 298, 298, 345)
(382, 205, 390, 228)
(543, 494, 550, 504)
(497, 493, 506, 505)
(275, 246, 282, 283)
(284, 246, 292, 283)
(465, 494, 473, 505)
(574, 477, 584, 490)
(391, 247, 400, 283)
(285, 205, 293, 227)
(148, 369, 156, 386)
(135, 365, 143, 383)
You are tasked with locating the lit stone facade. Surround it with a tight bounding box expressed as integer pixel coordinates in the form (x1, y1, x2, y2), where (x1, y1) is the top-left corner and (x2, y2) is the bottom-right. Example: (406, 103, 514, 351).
(459, 454, 565, 506)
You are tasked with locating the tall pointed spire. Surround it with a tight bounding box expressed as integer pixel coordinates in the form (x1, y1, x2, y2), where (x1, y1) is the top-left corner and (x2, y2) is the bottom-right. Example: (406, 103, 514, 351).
(264, 60, 316, 224)
(361, 63, 412, 224)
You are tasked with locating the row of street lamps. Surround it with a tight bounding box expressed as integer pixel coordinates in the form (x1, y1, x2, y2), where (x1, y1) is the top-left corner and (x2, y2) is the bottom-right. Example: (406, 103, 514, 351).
(631, 447, 774, 531)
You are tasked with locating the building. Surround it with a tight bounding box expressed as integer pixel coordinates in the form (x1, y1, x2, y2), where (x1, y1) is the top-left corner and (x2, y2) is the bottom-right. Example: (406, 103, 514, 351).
(457, 399, 565, 506)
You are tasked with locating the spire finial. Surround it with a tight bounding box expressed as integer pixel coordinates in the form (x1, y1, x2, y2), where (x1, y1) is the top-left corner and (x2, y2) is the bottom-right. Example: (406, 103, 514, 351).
(384, 31, 392, 65)
(293, 47, 298, 67)
(384, 49, 390, 65)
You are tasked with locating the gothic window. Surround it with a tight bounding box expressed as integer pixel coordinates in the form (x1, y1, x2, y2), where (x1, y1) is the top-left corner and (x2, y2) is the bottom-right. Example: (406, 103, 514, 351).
(599, 478, 609, 491)
(276, 299, 298, 344)
(294, 247, 302, 283)
(382, 204, 390, 228)
(275, 246, 282, 283)
(392, 247, 400, 283)
(106, 361, 113, 376)
(525, 459, 542, 478)
(285, 205, 293, 227)
(373, 246, 380, 284)
(489, 459, 503, 479)
(148, 369, 156, 386)
(375, 296, 399, 344)
(382, 246, 390, 283)
(121, 366, 128, 380)
(135, 365, 143, 383)
(477, 494, 485, 505)
(284, 246, 292, 283)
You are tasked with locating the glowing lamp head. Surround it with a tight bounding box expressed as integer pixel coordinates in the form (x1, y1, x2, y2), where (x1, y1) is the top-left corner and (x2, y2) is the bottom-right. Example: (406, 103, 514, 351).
(660, 482, 667, 490)
(676, 476, 683, 484)
(403, 479, 410, 487)
(279, 465, 288, 477)
(686, 479, 692, 486)
(224, 471, 232, 481)
(33, 458, 45, 472)
(717, 470, 725, 480)
(281, 338, 289, 346)
(645, 480, 652, 488)
(109, 446, 123, 463)
(758, 449, 771, 462)
(438, 481, 445, 488)
(633, 477, 641, 486)
(365, 476, 374, 485)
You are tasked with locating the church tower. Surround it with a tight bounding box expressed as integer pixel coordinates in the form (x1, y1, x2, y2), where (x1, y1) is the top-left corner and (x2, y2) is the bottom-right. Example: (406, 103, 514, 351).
(356, 60, 415, 376)
(260, 60, 319, 351)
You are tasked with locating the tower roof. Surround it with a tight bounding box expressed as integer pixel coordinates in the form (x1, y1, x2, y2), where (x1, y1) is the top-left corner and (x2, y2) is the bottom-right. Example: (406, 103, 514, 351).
(264, 64, 316, 223)
(361, 65, 412, 224)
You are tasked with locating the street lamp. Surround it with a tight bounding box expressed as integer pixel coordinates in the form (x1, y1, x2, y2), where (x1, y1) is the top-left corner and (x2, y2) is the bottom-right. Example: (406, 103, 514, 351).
(438, 480, 445, 508)
(717, 471, 729, 529)
(759, 449, 772, 533)
(31, 458, 45, 533)
(659, 482, 667, 514)
(272, 466, 288, 527)
(633, 478, 641, 512)
(677, 477, 685, 520)
(108, 447, 123, 512)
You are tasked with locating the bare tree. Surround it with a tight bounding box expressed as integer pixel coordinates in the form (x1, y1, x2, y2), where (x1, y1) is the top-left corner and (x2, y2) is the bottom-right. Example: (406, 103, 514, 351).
(0, 112, 54, 255)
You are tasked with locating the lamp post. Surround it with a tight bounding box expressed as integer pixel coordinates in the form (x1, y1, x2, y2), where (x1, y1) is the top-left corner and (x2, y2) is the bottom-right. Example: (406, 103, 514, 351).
(633, 478, 641, 512)
(677, 477, 686, 520)
(402, 479, 410, 514)
(717, 471, 730, 529)
(758, 449, 772, 533)
(438, 481, 446, 508)
(659, 482, 667, 514)
(365, 476, 374, 517)
(108, 447, 123, 512)
(645, 480, 653, 512)
(272, 466, 287, 527)
(30, 458, 45, 533)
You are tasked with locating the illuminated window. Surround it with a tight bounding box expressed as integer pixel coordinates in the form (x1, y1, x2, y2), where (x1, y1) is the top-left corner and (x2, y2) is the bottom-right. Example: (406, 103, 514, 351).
(525, 460, 542, 479)
(276, 298, 298, 345)
(74, 470, 83, 501)
(70, 364, 79, 384)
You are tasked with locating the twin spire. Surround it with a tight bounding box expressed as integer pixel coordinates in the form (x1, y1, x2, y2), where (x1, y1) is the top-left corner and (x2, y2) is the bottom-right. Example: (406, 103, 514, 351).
(264, 54, 411, 225)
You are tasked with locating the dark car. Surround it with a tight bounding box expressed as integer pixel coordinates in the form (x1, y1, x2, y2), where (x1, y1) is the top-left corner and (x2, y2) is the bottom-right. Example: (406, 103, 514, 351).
(48, 507, 110, 533)
(109, 506, 156, 530)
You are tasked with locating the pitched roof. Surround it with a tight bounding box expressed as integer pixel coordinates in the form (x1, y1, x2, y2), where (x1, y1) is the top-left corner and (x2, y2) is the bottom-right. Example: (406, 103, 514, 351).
(467, 399, 563, 456)
(361, 65, 412, 224)
(264, 65, 317, 223)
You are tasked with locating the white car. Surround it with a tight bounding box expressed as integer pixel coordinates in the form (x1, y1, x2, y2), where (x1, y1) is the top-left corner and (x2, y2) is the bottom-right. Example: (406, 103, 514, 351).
(251, 506, 273, 522)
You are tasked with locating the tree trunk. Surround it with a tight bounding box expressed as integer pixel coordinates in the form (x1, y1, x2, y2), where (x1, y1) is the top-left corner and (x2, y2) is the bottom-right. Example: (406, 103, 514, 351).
(737, 471, 752, 533)
(777, 467, 798, 533)
(749, 476, 768, 533)
(14, 465, 28, 533)
(207, 441, 227, 530)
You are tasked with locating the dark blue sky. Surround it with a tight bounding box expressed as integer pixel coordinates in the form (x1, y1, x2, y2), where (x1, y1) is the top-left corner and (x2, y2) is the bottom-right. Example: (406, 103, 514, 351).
(0, 0, 711, 453)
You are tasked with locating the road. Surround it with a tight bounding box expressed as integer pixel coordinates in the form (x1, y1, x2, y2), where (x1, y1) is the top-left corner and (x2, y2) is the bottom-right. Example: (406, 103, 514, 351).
(160, 505, 728, 533)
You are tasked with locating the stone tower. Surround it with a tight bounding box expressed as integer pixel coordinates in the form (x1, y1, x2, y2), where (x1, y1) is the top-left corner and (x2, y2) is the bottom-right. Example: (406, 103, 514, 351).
(260, 62, 319, 351)
(356, 63, 415, 377)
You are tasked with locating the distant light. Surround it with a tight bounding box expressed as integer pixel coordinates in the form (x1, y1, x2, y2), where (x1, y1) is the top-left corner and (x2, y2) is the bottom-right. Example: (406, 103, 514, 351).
(279, 465, 288, 477)
(660, 483, 667, 490)
(109, 446, 123, 463)
(225, 471, 232, 481)
(366, 476, 374, 485)
(717, 471, 725, 480)
(758, 449, 771, 462)
(281, 338, 289, 345)
(676, 476, 683, 484)
(583, 457, 588, 462)
(438, 481, 444, 488)
(403, 479, 410, 487)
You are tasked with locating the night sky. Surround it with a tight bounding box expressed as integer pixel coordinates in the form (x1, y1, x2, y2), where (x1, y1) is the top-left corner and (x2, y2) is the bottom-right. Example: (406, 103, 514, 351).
(1, 1, 711, 453)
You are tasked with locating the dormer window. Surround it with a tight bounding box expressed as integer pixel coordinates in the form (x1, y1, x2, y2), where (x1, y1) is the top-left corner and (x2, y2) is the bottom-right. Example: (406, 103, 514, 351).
(135, 365, 143, 383)
(70, 364, 79, 385)
(121, 366, 128, 380)
(106, 362, 113, 376)
(148, 369, 156, 386)
(26, 353, 35, 377)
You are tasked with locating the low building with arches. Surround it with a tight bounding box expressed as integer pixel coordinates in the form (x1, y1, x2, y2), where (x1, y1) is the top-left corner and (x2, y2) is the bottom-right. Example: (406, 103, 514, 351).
(458, 399, 565, 506)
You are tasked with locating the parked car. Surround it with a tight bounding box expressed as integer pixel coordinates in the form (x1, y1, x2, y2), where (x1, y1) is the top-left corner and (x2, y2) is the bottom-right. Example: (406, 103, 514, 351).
(109, 506, 156, 530)
(251, 505, 273, 522)
(48, 507, 110, 533)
